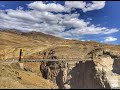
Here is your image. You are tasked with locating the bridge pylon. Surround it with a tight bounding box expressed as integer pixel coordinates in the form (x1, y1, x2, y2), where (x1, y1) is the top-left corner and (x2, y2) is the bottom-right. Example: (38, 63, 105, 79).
(19, 48, 24, 69)
(19, 48, 24, 63)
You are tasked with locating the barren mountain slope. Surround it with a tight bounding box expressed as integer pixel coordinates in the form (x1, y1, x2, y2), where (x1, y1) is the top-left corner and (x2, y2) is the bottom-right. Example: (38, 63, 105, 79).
(0, 29, 120, 60)
(0, 30, 51, 59)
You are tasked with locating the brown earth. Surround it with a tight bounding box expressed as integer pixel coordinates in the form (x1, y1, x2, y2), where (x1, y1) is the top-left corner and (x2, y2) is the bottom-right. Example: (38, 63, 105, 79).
(0, 62, 58, 89)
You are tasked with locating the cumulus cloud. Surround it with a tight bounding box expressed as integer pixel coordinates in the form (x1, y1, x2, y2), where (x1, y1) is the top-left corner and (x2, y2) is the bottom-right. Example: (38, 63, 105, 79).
(7, 9, 37, 22)
(28, 1, 105, 13)
(103, 37, 117, 42)
(65, 1, 86, 11)
(63, 24, 118, 35)
(65, 1, 106, 12)
(0, 1, 119, 42)
(27, 1, 65, 12)
(83, 1, 106, 12)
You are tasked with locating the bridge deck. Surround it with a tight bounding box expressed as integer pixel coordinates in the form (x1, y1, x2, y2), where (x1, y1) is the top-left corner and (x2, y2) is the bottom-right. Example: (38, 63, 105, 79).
(0, 58, 93, 62)
(24, 59, 93, 62)
(0, 57, 119, 63)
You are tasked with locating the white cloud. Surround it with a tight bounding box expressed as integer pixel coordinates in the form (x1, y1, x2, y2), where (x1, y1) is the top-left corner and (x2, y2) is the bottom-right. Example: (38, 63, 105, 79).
(103, 37, 117, 42)
(65, 1, 106, 12)
(61, 18, 89, 28)
(83, 1, 106, 12)
(64, 37, 74, 40)
(28, 1, 106, 13)
(7, 9, 37, 22)
(81, 40, 85, 41)
(27, 1, 65, 12)
(65, 1, 86, 11)
(64, 24, 118, 35)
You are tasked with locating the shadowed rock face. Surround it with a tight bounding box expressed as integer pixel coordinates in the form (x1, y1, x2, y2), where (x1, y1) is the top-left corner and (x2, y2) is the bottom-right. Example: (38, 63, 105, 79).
(70, 60, 111, 89)
(68, 61, 100, 89)
(112, 58, 120, 74)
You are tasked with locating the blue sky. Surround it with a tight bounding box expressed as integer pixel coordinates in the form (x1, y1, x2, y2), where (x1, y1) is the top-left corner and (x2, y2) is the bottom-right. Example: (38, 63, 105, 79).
(0, 1, 120, 45)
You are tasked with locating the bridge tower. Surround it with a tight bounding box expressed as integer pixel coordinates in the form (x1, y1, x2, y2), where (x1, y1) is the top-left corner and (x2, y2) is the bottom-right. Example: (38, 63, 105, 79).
(19, 48, 24, 63)
(19, 48, 24, 69)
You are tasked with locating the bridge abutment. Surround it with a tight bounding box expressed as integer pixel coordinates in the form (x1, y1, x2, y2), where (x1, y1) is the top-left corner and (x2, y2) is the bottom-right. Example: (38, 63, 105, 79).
(19, 62, 24, 69)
